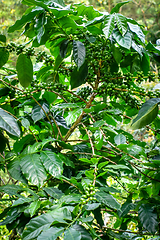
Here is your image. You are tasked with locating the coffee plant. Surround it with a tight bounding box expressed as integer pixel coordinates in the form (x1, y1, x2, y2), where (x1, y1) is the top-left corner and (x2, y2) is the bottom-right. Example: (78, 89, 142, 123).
(0, 0, 160, 239)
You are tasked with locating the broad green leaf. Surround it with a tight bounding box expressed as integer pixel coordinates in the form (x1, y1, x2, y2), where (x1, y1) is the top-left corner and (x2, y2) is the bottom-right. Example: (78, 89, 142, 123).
(114, 134, 126, 145)
(95, 191, 121, 210)
(0, 34, 6, 43)
(31, 100, 49, 123)
(40, 151, 63, 177)
(73, 224, 92, 240)
(28, 200, 41, 217)
(115, 14, 128, 36)
(0, 132, 7, 153)
(84, 203, 101, 211)
(93, 120, 106, 128)
(21, 0, 49, 11)
(0, 47, 9, 68)
(16, 54, 33, 88)
(118, 201, 135, 218)
(0, 209, 21, 226)
(128, 22, 145, 43)
(65, 108, 83, 126)
(8, 158, 27, 184)
(138, 204, 158, 234)
(20, 153, 47, 187)
(110, 1, 130, 14)
(43, 187, 64, 199)
(35, 12, 45, 44)
(22, 213, 55, 240)
(64, 227, 81, 240)
(8, 9, 42, 32)
(105, 164, 130, 170)
(37, 227, 64, 240)
(0, 184, 24, 196)
(70, 62, 88, 89)
(42, 91, 57, 104)
(131, 98, 160, 129)
(21, 118, 30, 129)
(60, 39, 69, 58)
(113, 29, 132, 49)
(112, 45, 123, 64)
(0, 108, 21, 137)
(73, 40, 86, 69)
(132, 41, 143, 56)
(85, 15, 105, 27)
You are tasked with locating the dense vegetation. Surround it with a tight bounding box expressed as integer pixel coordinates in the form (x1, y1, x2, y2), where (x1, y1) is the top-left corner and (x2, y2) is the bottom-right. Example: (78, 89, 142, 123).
(0, 0, 160, 239)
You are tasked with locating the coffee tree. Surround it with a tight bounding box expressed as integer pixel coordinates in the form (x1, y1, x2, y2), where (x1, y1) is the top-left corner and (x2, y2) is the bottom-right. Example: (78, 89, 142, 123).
(0, 0, 160, 239)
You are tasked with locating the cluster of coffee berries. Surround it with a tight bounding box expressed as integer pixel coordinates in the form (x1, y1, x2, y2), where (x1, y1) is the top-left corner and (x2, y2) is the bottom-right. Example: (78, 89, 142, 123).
(36, 51, 54, 66)
(80, 184, 98, 205)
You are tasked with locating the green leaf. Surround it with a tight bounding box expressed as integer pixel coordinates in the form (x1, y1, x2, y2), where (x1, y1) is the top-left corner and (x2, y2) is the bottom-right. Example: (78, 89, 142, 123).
(28, 200, 41, 217)
(93, 120, 106, 128)
(70, 62, 88, 89)
(60, 39, 69, 58)
(73, 224, 92, 240)
(37, 227, 64, 240)
(138, 204, 158, 234)
(8, 9, 42, 32)
(16, 54, 33, 88)
(43, 187, 64, 199)
(0, 47, 9, 68)
(73, 40, 86, 69)
(0, 132, 7, 153)
(113, 29, 132, 49)
(35, 12, 45, 44)
(65, 108, 83, 126)
(114, 134, 126, 145)
(20, 153, 47, 187)
(40, 151, 63, 177)
(115, 14, 128, 36)
(95, 191, 121, 210)
(0, 108, 21, 137)
(131, 98, 160, 129)
(22, 213, 55, 240)
(21, 0, 49, 11)
(112, 45, 122, 64)
(118, 201, 135, 218)
(85, 15, 105, 27)
(84, 203, 101, 211)
(110, 1, 130, 14)
(43, 91, 57, 104)
(64, 227, 81, 240)
(8, 158, 27, 184)
(31, 100, 49, 123)
(21, 118, 30, 130)
(128, 22, 145, 43)
(0, 34, 6, 43)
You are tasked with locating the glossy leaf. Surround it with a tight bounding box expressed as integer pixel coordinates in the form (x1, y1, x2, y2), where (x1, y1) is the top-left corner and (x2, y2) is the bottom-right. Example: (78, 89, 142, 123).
(95, 191, 121, 210)
(110, 1, 130, 14)
(0, 34, 6, 43)
(22, 213, 55, 240)
(65, 108, 83, 126)
(138, 204, 158, 234)
(114, 134, 126, 145)
(28, 200, 41, 217)
(64, 227, 81, 240)
(73, 224, 92, 240)
(37, 227, 64, 240)
(0, 47, 9, 68)
(0, 108, 21, 137)
(20, 153, 47, 187)
(8, 158, 27, 184)
(128, 22, 145, 43)
(16, 54, 33, 88)
(70, 62, 88, 89)
(113, 29, 132, 49)
(131, 98, 160, 129)
(73, 40, 86, 69)
(60, 39, 69, 58)
(115, 14, 128, 36)
(102, 14, 115, 39)
(31, 100, 49, 123)
(35, 12, 45, 44)
(40, 151, 63, 177)
(43, 187, 64, 199)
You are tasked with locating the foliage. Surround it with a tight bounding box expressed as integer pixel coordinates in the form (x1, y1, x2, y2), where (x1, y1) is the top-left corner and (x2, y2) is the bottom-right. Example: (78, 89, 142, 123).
(0, 0, 160, 239)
